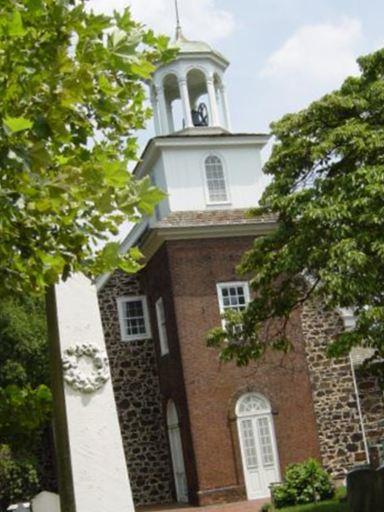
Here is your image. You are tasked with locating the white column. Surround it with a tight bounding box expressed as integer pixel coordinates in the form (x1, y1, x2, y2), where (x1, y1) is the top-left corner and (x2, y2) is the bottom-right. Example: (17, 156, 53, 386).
(156, 84, 169, 135)
(219, 84, 232, 131)
(178, 78, 193, 128)
(150, 88, 161, 136)
(207, 77, 220, 127)
(47, 274, 135, 512)
(166, 101, 175, 133)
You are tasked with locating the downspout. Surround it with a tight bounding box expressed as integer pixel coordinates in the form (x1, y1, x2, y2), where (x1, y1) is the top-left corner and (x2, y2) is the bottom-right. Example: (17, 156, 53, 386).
(349, 354, 370, 464)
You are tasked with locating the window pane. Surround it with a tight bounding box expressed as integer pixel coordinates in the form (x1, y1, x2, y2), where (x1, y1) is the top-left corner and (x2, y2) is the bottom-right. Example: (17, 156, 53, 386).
(219, 284, 247, 312)
(240, 419, 258, 469)
(205, 156, 228, 203)
(124, 300, 144, 318)
(257, 417, 275, 467)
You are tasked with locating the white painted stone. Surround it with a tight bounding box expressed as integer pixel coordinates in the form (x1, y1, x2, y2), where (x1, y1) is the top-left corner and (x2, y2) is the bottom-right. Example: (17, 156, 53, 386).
(47, 274, 134, 512)
(31, 491, 60, 512)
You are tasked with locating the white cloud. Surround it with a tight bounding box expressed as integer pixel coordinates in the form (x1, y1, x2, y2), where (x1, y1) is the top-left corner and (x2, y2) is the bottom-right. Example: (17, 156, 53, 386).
(261, 18, 362, 86)
(87, 0, 235, 43)
(254, 18, 364, 125)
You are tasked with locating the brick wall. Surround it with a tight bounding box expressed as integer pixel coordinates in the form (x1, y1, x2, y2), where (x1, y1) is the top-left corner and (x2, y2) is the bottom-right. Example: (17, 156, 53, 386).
(142, 244, 199, 504)
(97, 234, 384, 507)
(163, 237, 321, 505)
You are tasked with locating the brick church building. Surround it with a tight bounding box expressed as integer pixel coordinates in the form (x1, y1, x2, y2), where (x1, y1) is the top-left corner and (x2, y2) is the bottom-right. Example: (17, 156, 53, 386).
(96, 28, 384, 508)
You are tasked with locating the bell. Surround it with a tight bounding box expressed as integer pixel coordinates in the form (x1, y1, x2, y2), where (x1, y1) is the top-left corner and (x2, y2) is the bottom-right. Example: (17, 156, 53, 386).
(191, 102, 209, 127)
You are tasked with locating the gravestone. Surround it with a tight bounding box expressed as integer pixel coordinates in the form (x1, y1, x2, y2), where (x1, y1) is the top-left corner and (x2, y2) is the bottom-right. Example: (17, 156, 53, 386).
(347, 466, 375, 512)
(376, 465, 384, 509)
(31, 491, 60, 512)
(7, 505, 30, 512)
(46, 274, 135, 512)
(347, 465, 384, 512)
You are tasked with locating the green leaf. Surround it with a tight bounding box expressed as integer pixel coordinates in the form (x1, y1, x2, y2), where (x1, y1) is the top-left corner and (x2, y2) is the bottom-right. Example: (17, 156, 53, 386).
(103, 161, 129, 187)
(100, 242, 121, 267)
(0, 0, 176, 296)
(8, 10, 26, 37)
(131, 60, 155, 79)
(4, 116, 33, 133)
(111, 29, 127, 48)
(137, 178, 166, 215)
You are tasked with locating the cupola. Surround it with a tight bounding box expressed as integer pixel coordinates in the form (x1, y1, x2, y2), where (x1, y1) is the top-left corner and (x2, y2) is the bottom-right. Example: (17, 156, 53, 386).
(150, 24, 231, 135)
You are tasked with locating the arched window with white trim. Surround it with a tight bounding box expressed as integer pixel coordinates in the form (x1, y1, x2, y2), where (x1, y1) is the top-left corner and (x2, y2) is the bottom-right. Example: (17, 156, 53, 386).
(204, 155, 229, 204)
(236, 393, 280, 500)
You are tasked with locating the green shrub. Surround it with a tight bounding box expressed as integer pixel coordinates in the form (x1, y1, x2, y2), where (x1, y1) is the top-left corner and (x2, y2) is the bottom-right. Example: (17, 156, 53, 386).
(260, 503, 273, 512)
(0, 445, 40, 510)
(272, 459, 334, 509)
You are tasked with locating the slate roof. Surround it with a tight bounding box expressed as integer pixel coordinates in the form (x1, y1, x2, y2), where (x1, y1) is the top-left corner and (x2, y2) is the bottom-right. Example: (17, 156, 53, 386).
(154, 209, 277, 228)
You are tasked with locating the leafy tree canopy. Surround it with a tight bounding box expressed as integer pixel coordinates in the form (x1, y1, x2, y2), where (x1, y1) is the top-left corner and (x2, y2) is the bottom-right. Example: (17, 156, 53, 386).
(0, 0, 175, 295)
(0, 295, 50, 450)
(208, 48, 384, 369)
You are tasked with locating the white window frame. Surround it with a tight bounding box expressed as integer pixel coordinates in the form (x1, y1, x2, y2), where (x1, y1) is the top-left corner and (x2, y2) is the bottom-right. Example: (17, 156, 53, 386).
(155, 297, 169, 356)
(216, 281, 251, 327)
(203, 153, 231, 206)
(116, 295, 152, 342)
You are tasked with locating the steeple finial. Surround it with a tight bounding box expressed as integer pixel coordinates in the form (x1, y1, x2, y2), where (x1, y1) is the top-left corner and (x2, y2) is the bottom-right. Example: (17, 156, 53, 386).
(174, 0, 184, 40)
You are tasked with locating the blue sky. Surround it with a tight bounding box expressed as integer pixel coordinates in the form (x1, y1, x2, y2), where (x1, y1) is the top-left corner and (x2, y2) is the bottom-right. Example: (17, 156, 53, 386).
(88, 0, 383, 138)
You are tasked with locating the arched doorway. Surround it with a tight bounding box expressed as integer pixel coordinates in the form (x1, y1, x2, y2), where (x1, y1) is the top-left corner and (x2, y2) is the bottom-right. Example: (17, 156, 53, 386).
(167, 400, 188, 503)
(236, 393, 280, 500)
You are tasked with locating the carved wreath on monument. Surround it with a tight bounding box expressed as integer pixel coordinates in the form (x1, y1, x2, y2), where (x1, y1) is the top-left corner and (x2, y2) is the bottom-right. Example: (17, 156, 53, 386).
(62, 343, 110, 393)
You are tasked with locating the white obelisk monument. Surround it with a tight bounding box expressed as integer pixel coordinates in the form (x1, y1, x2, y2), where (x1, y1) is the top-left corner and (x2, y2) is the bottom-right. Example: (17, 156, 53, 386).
(47, 274, 134, 512)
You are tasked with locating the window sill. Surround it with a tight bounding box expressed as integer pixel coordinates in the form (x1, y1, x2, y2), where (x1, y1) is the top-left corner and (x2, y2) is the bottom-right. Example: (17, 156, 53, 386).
(121, 335, 152, 342)
(206, 201, 232, 207)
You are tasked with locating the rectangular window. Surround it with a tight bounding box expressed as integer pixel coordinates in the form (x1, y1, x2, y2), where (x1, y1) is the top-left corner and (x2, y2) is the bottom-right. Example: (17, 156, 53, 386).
(117, 296, 151, 342)
(216, 282, 250, 329)
(217, 282, 250, 313)
(156, 297, 169, 355)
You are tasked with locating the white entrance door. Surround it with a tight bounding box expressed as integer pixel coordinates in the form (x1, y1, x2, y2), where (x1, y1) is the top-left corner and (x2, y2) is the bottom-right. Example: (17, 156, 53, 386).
(237, 393, 280, 500)
(167, 400, 188, 503)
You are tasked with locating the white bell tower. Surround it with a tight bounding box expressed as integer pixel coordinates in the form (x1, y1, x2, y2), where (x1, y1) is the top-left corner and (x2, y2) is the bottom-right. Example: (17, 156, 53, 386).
(150, 14, 231, 135)
(129, 2, 269, 227)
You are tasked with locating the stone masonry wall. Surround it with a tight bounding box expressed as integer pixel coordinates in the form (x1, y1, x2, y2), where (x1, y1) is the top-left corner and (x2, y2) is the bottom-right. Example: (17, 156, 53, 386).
(302, 299, 367, 479)
(355, 369, 384, 466)
(98, 270, 173, 506)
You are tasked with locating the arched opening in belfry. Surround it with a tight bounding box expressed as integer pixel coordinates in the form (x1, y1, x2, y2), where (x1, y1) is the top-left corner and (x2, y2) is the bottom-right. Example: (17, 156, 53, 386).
(163, 73, 182, 132)
(187, 68, 209, 127)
